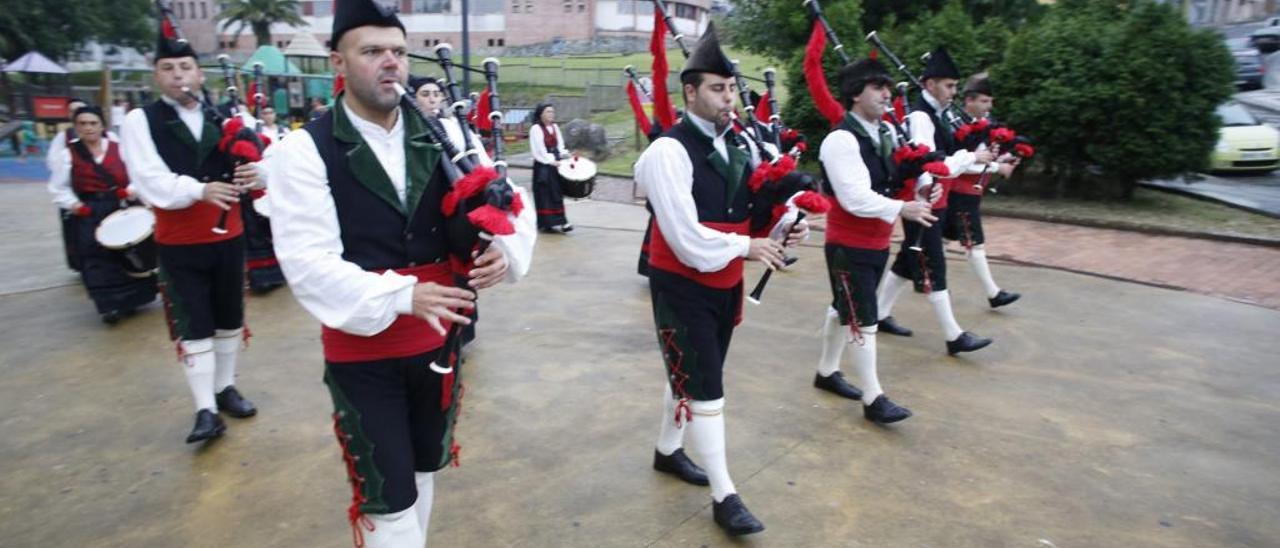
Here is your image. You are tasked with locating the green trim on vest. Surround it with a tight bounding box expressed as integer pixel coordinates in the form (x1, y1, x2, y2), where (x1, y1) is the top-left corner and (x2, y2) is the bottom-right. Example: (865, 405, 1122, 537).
(680, 117, 749, 209)
(332, 94, 442, 217)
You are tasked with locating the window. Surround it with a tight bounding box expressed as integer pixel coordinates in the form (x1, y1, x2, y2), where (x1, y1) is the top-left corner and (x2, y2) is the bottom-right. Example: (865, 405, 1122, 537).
(487, 39, 495, 46)
(497, 38, 504, 46)
(525, 2, 533, 13)
(563, 1, 572, 13)
(511, 0, 519, 13)
(201, 3, 207, 18)
(177, 2, 185, 18)
(675, 3, 697, 19)
(616, 0, 653, 15)
(411, 0, 450, 13)
(577, 2, 585, 12)
(190, 2, 197, 18)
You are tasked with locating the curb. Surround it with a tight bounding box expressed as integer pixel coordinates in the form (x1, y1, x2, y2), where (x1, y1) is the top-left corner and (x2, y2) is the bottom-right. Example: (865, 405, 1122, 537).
(1235, 92, 1280, 115)
(981, 207, 1280, 248)
(1139, 180, 1280, 220)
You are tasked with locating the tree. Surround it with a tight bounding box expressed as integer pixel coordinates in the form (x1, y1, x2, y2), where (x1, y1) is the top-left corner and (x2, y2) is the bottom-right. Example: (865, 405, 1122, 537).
(880, 0, 1013, 76)
(993, 0, 1234, 199)
(0, 0, 152, 61)
(216, 0, 307, 49)
(724, 0, 869, 157)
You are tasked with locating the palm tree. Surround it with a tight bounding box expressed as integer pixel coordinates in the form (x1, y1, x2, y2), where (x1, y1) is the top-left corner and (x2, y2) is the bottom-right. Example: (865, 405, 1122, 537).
(216, 0, 307, 49)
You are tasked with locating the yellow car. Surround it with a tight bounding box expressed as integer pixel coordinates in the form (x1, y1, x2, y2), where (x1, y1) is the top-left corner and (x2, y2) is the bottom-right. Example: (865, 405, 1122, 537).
(1211, 102, 1280, 173)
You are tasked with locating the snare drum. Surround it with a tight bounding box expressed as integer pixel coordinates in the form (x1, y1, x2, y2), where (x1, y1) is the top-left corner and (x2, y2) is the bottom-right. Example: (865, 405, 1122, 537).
(96, 206, 158, 278)
(557, 156, 597, 199)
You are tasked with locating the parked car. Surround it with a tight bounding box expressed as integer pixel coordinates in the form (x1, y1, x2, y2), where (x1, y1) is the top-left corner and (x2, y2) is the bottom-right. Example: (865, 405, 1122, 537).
(1212, 102, 1280, 173)
(1227, 37, 1265, 90)
(1249, 19, 1280, 53)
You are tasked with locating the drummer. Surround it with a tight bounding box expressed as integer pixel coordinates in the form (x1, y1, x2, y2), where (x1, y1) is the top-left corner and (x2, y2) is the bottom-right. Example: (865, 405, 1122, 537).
(529, 102, 572, 233)
(47, 105, 158, 323)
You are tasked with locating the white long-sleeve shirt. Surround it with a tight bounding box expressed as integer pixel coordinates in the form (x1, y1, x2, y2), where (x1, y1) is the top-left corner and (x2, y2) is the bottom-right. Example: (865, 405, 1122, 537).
(119, 98, 210, 210)
(818, 115, 904, 225)
(635, 113, 793, 273)
(907, 90, 976, 178)
(529, 123, 567, 165)
(269, 99, 535, 337)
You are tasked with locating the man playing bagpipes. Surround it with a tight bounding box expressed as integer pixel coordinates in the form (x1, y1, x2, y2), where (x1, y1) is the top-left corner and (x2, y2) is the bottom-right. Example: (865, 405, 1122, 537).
(813, 57, 946, 423)
(119, 3, 262, 444)
(876, 46, 995, 356)
(945, 72, 1025, 309)
(268, 1, 534, 546)
(634, 24, 809, 537)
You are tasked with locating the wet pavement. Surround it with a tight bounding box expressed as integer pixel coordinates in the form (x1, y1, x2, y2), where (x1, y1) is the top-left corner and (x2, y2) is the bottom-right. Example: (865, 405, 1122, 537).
(1, 179, 1279, 547)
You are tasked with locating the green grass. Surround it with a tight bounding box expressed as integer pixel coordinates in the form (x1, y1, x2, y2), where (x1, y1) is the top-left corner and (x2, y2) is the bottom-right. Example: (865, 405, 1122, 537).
(983, 187, 1280, 241)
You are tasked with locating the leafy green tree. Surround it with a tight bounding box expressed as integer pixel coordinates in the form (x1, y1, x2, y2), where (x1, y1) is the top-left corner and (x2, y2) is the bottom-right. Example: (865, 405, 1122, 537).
(0, 0, 152, 61)
(993, 0, 1233, 199)
(724, 0, 869, 156)
(216, 0, 307, 49)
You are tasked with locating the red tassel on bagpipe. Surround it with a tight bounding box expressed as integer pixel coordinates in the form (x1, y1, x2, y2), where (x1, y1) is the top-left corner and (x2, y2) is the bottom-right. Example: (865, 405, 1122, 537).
(650, 11, 677, 131)
(466, 204, 516, 236)
(922, 161, 950, 178)
(793, 190, 832, 215)
(1014, 142, 1035, 158)
(990, 127, 1016, 145)
(229, 140, 262, 163)
(441, 166, 500, 216)
(804, 24, 845, 127)
(625, 81, 653, 136)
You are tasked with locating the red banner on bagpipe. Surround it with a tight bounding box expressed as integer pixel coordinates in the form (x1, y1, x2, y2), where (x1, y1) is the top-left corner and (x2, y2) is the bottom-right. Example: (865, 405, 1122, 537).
(804, 23, 845, 127)
(626, 81, 653, 135)
(650, 10, 678, 131)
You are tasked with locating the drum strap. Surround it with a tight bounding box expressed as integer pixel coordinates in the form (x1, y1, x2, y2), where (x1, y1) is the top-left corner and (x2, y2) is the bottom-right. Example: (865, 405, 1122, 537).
(71, 140, 122, 194)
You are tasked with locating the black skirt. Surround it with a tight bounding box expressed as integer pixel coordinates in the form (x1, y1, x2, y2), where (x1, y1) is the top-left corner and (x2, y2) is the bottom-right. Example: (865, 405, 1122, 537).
(532, 162, 568, 229)
(73, 199, 157, 314)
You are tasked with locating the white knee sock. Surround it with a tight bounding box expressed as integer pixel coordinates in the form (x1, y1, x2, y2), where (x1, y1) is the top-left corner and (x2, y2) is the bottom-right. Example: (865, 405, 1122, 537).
(655, 383, 685, 456)
(686, 398, 735, 503)
(877, 271, 911, 320)
(362, 507, 424, 548)
(181, 338, 216, 412)
(927, 290, 965, 341)
(966, 246, 1001, 299)
(213, 328, 242, 392)
(413, 472, 435, 545)
(816, 307, 845, 377)
(849, 326, 883, 405)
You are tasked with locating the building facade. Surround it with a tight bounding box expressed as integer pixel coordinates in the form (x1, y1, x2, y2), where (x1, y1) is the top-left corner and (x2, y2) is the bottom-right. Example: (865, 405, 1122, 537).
(189, 0, 710, 56)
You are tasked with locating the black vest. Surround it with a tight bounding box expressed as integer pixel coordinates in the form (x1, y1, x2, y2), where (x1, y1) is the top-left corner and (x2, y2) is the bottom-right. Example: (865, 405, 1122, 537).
(142, 100, 233, 183)
(661, 118, 753, 223)
(912, 97, 959, 155)
(821, 115, 900, 199)
(304, 106, 450, 271)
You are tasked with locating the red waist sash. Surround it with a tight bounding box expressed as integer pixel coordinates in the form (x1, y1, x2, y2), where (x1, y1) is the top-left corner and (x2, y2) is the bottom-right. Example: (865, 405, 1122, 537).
(322, 262, 456, 363)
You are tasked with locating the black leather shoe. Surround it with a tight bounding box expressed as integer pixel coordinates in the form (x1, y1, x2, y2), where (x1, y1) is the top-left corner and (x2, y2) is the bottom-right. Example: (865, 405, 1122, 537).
(101, 310, 121, 324)
(216, 386, 258, 418)
(878, 316, 913, 337)
(561, 223, 574, 232)
(185, 409, 226, 443)
(713, 494, 765, 536)
(653, 448, 710, 486)
(946, 332, 993, 355)
(813, 371, 863, 401)
(863, 395, 913, 424)
(988, 290, 1021, 308)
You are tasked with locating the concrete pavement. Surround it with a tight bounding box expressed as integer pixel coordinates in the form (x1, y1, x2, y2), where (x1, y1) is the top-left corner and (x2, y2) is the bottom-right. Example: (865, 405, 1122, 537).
(1, 178, 1279, 547)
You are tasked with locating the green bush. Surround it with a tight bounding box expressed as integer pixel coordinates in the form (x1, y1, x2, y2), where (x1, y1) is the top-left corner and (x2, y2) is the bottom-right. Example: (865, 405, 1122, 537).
(992, 0, 1234, 199)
